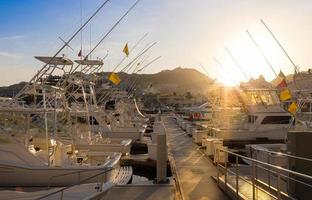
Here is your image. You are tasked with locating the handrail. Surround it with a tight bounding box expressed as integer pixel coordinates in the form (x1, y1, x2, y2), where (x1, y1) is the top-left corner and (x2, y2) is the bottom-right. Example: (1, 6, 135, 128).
(222, 166, 278, 199)
(216, 147, 312, 200)
(250, 146, 312, 163)
(255, 163, 312, 189)
(35, 167, 114, 200)
(218, 148, 312, 181)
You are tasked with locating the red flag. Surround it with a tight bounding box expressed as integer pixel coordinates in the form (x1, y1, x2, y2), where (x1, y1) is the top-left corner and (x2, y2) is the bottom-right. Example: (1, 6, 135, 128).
(277, 78, 287, 89)
(78, 50, 82, 57)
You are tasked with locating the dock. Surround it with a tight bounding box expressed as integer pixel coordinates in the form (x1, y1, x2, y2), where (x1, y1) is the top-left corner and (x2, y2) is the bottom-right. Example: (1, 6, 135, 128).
(98, 184, 175, 200)
(164, 116, 229, 200)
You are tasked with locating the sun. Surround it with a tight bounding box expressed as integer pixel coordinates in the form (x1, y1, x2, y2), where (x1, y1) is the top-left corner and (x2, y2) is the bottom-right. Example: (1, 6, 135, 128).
(215, 30, 284, 87)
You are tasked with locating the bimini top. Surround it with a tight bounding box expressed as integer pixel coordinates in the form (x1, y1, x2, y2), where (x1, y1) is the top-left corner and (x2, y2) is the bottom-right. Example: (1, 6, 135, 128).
(75, 59, 103, 66)
(35, 56, 74, 65)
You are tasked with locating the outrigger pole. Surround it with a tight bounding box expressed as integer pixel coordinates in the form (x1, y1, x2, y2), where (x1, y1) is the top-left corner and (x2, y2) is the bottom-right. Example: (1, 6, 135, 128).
(69, 0, 142, 75)
(15, 0, 111, 99)
(225, 48, 249, 81)
(246, 30, 278, 77)
(260, 19, 299, 74)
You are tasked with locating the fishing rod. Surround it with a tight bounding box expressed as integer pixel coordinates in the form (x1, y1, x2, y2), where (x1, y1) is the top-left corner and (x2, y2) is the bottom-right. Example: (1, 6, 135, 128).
(225, 48, 249, 81)
(97, 42, 157, 104)
(98, 55, 148, 104)
(112, 32, 149, 72)
(127, 56, 161, 97)
(120, 42, 157, 72)
(124, 55, 149, 92)
(97, 42, 156, 102)
(261, 19, 299, 74)
(15, 0, 111, 99)
(246, 30, 278, 77)
(213, 56, 252, 109)
(199, 64, 213, 78)
(96, 34, 149, 101)
(213, 57, 238, 86)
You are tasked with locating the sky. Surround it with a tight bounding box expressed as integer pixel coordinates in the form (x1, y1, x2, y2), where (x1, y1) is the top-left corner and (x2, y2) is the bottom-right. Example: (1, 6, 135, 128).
(1, 0, 312, 86)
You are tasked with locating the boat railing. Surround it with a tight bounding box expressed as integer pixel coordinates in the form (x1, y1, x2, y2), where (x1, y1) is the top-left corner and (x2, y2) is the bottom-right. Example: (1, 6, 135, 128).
(250, 147, 312, 167)
(47, 166, 110, 188)
(35, 167, 114, 200)
(216, 147, 312, 200)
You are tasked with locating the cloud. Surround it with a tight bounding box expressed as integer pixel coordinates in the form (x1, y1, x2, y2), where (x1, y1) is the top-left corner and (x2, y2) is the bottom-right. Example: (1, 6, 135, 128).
(0, 35, 26, 42)
(0, 51, 22, 59)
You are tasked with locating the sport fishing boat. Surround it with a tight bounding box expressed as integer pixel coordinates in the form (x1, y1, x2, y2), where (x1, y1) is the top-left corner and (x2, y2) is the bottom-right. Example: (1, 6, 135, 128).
(210, 88, 291, 148)
(0, 133, 120, 187)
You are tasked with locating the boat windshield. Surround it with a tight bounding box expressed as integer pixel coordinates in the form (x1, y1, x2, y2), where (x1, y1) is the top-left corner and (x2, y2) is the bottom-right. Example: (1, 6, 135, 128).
(244, 90, 280, 106)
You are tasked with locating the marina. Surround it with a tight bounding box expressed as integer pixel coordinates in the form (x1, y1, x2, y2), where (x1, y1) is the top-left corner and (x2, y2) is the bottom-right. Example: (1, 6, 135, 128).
(1, 0, 312, 199)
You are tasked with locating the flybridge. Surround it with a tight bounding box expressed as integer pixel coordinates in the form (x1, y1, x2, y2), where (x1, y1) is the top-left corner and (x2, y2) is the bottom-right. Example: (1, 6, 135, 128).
(35, 56, 74, 66)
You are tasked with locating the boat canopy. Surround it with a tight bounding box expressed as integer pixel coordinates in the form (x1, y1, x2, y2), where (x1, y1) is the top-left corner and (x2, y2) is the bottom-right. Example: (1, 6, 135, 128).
(75, 59, 103, 66)
(35, 56, 74, 65)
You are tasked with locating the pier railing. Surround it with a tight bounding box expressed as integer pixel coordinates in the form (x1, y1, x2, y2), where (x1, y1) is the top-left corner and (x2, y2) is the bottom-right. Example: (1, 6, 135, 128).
(216, 148, 312, 200)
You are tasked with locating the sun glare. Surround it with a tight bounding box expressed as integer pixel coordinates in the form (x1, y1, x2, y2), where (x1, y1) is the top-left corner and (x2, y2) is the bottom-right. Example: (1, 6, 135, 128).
(215, 29, 285, 87)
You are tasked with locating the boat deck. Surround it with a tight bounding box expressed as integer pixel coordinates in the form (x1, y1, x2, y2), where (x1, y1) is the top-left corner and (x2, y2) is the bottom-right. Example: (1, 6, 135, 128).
(164, 116, 229, 200)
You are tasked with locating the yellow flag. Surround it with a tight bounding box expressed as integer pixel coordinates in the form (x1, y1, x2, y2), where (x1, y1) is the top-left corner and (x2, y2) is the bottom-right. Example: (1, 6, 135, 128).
(123, 43, 129, 56)
(288, 102, 298, 114)
(280, 89, 292, 101)
(109, 72, 121, 85)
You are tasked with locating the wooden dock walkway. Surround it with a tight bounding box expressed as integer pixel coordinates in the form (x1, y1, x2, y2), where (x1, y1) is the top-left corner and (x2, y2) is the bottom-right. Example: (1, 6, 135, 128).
(164, 116, 229, 200)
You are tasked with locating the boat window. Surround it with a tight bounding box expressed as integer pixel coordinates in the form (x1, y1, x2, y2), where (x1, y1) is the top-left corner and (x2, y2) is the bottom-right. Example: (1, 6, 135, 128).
(89, 116, 99, 125)
(248, 115, 258, 123)
(261, 116, 291, 124)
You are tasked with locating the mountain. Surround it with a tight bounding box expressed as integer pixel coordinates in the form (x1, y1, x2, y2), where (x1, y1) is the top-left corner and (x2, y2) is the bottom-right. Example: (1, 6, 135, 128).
(0, 68, 213, 97)
(0, 82, 27, 97)
(240, 75, 273, 89)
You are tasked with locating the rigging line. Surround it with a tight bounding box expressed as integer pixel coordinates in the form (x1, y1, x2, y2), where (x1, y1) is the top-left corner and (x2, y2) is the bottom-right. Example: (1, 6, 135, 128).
(225, 47, 249, 81)
(127, 56, 161, 95)
(261, 19, 299, 74)
(246, 30, 278, 77)
(15, 0, 110, 99)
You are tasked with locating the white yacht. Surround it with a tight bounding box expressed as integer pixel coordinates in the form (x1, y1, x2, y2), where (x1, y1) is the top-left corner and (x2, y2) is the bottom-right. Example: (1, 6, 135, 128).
(210, 89, 291, 147)
(0, 134, 120, 187)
